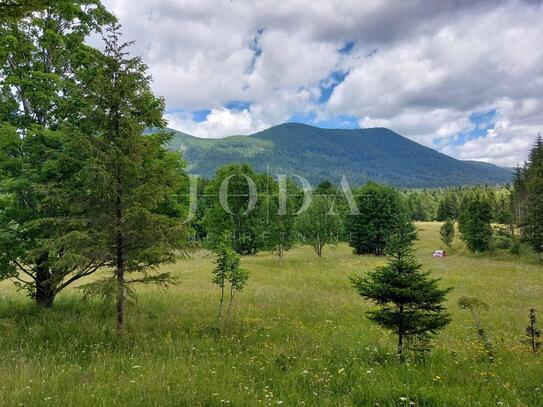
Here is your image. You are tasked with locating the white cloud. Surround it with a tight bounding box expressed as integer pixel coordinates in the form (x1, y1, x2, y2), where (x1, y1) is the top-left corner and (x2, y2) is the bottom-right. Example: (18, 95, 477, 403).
(101, 0, 543, 165)
(165, 108, 269, 138)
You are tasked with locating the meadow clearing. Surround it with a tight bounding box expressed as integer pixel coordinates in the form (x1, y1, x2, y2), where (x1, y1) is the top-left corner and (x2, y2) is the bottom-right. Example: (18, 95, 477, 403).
(0, 222, 542, 406)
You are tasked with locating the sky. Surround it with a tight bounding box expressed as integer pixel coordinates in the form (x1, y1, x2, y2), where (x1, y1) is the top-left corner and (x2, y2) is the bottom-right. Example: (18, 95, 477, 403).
(101, 0, 543, 167)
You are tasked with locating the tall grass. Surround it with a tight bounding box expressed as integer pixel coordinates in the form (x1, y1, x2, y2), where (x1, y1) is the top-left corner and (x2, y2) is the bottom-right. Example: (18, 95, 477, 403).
(1, 223, 542, 406)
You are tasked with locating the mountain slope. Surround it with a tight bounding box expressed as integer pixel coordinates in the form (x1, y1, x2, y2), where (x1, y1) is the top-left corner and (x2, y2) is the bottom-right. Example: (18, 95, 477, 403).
(166, 123, 512, 188)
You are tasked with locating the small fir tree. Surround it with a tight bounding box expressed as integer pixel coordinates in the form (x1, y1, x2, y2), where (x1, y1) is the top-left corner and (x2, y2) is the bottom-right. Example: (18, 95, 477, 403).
(440, 219, 455, 249)
(351, 225, 452, 361)
(526, 308, 541, 353)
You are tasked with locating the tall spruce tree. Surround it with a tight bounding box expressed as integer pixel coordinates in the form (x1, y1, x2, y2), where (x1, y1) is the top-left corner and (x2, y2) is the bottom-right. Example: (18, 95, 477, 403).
(440, 219, 455, 249)
(458, 191, 494, 252)
(348, 182, 415, 256)
(351, 225, 452, 361)
(0, 1, 114, 306)
(77, 25, 188, 330)
(524, 136, 543, 256)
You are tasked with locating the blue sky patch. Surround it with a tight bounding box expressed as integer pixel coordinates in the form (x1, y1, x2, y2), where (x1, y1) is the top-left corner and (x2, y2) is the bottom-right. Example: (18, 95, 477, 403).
(338, 40, 355, 54)
(192, 109, 211, 122)
(318, 70, 349, 104)
(225, 100, 251, 111)
(289, 111, 359, 129)
(452, 108, 498, 146)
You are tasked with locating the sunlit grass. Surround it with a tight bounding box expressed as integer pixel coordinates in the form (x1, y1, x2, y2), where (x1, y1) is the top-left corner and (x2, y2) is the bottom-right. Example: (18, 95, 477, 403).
(1, 222, 542, 406)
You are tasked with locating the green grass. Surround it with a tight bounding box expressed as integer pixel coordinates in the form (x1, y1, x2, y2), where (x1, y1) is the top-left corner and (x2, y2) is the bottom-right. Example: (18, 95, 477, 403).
(1, 222, 542, 406)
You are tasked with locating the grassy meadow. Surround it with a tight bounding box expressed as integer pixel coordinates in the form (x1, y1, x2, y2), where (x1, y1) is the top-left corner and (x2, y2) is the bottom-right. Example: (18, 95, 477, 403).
(1, 222, 542, 406)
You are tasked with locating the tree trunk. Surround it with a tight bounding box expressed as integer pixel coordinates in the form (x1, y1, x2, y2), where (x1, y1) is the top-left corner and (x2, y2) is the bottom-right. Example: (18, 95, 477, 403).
(397, 331, 404, 362)
(115, 191, 125, 331)
(35, 252, 55, 307)
(397, 304, 404, 362)
(116, 233, 125, 331)
(217, 283, 225, 325)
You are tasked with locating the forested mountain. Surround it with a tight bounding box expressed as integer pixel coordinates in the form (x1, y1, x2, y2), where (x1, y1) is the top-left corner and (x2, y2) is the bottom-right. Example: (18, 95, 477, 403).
(166, 123, 512, 187)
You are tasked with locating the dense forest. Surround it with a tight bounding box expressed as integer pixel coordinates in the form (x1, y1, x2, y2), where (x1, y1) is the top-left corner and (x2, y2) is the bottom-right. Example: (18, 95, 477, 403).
(166, 125, 513, 188)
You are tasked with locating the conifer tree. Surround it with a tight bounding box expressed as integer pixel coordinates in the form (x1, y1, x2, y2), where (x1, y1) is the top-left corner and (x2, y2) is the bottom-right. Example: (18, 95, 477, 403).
(77, 25, 188, 330)
(458, 191, 494, 252)
(524, 136, 543, 257)
(440, 219, 455, 249)
(348, 182, 415, 256)
(351, 225, 451, 361)
(526, 308, 541, 353)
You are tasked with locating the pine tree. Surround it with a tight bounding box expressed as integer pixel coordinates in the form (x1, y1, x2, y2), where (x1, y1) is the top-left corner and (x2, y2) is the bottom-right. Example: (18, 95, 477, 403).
(351, 225, 452, 361)
(436, 191, 460, 221)
(512, 166, 527, 238)
(526, 308, 541, 353)
(524, 136, 543, 257)
(348, 182, 415, 256)
(458, 191, 494, 252)
(440, 219, 455, 249)
(77, 25, 188, 330)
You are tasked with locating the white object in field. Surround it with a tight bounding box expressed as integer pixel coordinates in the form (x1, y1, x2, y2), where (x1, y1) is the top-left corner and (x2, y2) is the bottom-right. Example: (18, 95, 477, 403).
(433, 250, 447, 257)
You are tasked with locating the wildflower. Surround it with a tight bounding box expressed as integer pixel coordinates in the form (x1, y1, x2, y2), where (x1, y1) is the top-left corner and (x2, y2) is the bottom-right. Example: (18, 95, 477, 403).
(338, 368, 345, 374)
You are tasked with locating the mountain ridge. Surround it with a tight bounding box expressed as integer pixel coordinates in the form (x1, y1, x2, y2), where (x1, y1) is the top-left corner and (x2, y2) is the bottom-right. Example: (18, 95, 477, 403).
(164, 122, 512, 188)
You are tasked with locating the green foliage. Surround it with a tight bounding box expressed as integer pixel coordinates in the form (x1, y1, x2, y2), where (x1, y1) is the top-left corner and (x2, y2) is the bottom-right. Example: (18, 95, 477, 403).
(351, 227, 451, 360)
(404, 189, 440, 221)
(436, 191, 461, 221)
(1, 224, 543, 405)
(262, 177, 299, 258)
(348, 182, 415, 256)
(458, 191, 494, 252)
(165, 124, 512, 188)
(0, 1, 115, 307)
(75, 25, 188, 329)
(526, 308, 541, 353)
(440, 219, 455, 249)
(202, 163, 269, 255)
(524, 137, 543, 255)
(212, 235, 249, 327)
(0, 0, 47, 20)
(294, 195, 342, 257)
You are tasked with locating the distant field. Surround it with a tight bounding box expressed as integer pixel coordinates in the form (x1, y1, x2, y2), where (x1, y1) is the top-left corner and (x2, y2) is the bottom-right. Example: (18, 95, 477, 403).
(1, 222, 542, 406)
